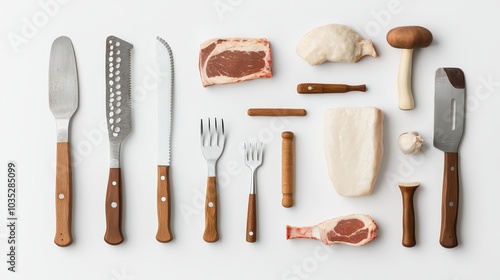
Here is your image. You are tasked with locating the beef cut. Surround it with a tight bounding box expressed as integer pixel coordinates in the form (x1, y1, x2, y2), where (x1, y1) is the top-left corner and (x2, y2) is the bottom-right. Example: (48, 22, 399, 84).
(286, 214, 378, 246)
(198, 38, 273, 87)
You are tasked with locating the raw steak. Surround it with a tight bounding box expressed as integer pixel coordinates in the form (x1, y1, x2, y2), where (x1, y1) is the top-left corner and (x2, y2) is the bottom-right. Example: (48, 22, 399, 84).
(286, 214, 378, 246)
(198, 38, 273, 87)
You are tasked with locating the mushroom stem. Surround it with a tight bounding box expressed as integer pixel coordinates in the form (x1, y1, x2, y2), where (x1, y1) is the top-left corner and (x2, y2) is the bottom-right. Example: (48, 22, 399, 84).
(398, 48, 414, 110)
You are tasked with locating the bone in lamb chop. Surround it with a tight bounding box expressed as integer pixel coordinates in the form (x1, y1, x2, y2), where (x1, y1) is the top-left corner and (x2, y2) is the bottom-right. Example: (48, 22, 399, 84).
(286, 214, 378, 246)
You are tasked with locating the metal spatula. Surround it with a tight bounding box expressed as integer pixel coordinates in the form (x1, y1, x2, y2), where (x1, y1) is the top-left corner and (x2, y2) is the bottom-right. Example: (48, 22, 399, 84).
(433, 67, 465, 248)
(49, 36, 78, 247)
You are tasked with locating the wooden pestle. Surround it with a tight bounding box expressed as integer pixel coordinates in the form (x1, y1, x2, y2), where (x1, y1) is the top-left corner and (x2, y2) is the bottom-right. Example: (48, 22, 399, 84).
(282, 131, 294, 207)
(399, 182, 420, 247)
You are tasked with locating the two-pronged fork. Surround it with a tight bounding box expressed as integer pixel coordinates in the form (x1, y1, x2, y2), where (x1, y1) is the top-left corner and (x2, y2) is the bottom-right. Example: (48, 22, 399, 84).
(244, 142, 263, 242)
(200, 118, 225, 242)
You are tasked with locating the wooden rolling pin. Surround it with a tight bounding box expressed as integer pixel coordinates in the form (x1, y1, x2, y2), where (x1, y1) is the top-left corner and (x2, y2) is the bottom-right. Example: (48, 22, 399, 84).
(248, 108, 306, 117)
(282, 131, 294, 207)
(297, 83, 366, 94)
(399, 182, 420, 247)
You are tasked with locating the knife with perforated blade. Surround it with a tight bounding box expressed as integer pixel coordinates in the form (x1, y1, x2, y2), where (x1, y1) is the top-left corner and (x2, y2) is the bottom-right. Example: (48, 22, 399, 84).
(49, 36, 78, 247)
(155, 36, 174, 243)
(433, 67, 465, 248)
(104, 36, 133, 245)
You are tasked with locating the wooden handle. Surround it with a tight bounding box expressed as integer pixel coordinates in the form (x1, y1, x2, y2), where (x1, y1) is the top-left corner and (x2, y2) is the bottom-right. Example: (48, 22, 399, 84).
(399, 182, 420, 247)
(54, 142, 73, 247)
(203, 176, 218, 242)
(440, 152, 459, 248)
(156, 165, 173, 243)
(247, 108, 306, 117)
(282, 131, 294, 208)
(398, 49, 415, 110)
(246, 194, 257, 242)
(104, 168, 123, 245)
(297, 83, 366, 94)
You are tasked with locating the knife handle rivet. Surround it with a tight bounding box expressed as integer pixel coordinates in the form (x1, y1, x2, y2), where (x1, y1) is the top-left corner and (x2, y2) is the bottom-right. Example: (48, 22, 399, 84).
(249, 231, 254, 236)
(161, 197, 166, 202)
(449, 202, 454, 207)
(58, 193, 65, 200)
(450, 166, 455, 171)
(111, 202, 118, 208)
(208, 202, 214, 208)
(308, 86, 313, 91)
(160, 176, 166, 181)
(112, 181, 117, 186)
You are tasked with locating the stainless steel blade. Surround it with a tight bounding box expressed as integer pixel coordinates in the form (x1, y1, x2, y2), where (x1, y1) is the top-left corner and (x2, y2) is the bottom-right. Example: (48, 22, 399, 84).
(49, 35, 78, 247)
(106, 36, 133, 168)
(49, 36, 78, 142)
(433, 67, 465, 248)
(104, 36, 133, 245)
(156, 37, 174, 166)
(433, 68, 465, 153)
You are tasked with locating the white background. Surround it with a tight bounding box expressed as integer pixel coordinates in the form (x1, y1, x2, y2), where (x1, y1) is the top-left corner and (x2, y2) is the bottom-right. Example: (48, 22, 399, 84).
(1, 0, 499, 279)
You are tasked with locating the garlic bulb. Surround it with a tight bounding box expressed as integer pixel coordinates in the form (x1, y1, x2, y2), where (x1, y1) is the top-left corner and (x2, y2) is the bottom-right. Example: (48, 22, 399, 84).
(397, 131, 424, 155)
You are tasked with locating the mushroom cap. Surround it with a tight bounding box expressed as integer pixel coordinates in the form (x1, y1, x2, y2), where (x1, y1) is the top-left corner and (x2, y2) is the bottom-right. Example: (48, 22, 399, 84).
(386, 26, 433, 49)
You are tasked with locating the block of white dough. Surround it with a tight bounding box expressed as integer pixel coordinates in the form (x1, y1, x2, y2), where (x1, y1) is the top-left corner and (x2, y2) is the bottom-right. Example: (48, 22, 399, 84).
(324, 108, 384, 196)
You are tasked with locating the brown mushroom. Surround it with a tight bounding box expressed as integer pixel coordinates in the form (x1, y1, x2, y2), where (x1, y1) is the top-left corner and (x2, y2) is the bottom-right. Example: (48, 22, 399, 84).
(387, 26, 433, 110)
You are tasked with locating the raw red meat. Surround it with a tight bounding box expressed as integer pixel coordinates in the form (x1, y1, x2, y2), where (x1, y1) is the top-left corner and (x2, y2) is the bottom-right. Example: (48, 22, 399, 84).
(198, 38, 273, 87)
(286, 214, 378, 246)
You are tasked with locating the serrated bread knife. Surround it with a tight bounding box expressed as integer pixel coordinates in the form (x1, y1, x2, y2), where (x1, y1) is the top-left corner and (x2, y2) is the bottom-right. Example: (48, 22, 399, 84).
(49, 36, 78, 247)
(104, 36, 133, 245)
(155, 36, 175, 243)
(433, 67, 465, 248)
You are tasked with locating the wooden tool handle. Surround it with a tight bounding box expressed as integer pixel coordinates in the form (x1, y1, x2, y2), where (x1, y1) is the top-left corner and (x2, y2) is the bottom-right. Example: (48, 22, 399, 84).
(104, 168, 124, 245)
(399, 182, 420, 247)
(247, 108, 306, 117)
(54, 142, 73, 247)
(440, 152, 459, 248)
(282, 131, 294, 208)
(156, 165, 173, 243)
(203, 176, 218, 242)
(246, 194, 256, 242)
(297, 83, 366, 93)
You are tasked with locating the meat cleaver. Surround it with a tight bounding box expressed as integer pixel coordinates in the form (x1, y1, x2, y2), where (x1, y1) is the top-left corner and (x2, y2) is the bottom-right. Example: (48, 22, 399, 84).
(433, 67, 465, 248)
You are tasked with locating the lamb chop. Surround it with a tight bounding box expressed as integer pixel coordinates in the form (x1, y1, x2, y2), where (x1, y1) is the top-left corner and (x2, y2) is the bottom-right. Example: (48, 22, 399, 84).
(286, 214, 378, 246)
